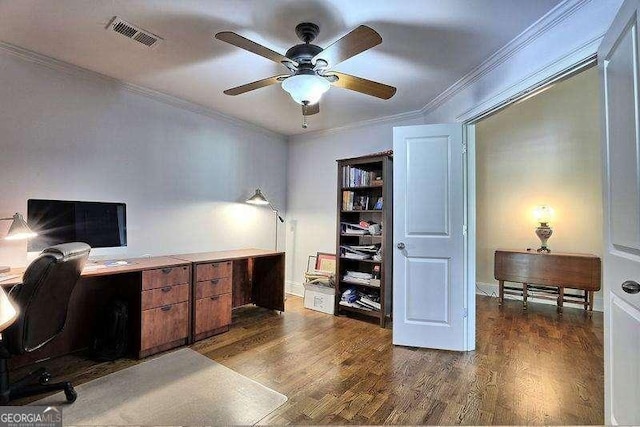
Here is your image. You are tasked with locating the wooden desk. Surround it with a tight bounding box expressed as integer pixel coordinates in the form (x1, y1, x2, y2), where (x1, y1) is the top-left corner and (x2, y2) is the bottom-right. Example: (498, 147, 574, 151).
(172, 249, 285, 341)
(4, 256, 193, 366)
(1, 256, 191, 287)
(494, 249, 601, 312)
(2, 249, 284, 367)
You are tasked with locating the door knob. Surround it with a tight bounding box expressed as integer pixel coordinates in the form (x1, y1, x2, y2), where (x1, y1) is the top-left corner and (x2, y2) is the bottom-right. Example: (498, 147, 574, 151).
(397, 242, 406, 250)
(622, 280, 640, 294)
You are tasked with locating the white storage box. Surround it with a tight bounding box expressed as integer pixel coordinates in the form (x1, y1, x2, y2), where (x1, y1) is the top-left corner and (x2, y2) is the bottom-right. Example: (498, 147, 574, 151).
(303, 283, 335, 315)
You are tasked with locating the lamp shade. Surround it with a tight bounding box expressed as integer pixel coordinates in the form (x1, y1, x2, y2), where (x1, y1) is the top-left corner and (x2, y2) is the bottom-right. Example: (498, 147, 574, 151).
(0, 287, 17, 332)
(246, 189, 270, 205)
(533, 205, 553, 225)
(4, 213, 37, 240)
(281, 74, 330, 105)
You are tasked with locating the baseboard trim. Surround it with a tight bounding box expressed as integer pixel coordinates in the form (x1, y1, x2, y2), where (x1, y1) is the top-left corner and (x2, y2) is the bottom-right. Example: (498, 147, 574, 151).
(285, 280, 304, 297)
(476, 281, 603, 312)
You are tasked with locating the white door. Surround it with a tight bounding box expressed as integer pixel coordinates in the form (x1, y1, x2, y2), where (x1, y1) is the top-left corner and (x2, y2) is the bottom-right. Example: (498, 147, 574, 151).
(393, 124, 473, 351)
(600, 1, 640, 424)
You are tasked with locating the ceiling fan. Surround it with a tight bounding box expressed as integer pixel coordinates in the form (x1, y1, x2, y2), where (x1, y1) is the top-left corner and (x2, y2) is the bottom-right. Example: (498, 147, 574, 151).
(215, 23, 397, 128)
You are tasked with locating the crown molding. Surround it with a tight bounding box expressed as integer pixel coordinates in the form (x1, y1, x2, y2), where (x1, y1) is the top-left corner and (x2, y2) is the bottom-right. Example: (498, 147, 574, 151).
(455, 33, 601, 123)
(0, 40, 284, 141)
(0, 0, 593, 142)
(420, 0, 591, 117)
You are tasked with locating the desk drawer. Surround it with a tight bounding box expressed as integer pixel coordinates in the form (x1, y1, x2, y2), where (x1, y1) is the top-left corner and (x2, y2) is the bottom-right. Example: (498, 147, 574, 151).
(196, 261, 232, 282)
(141, 302, 189, 351)
(195, 277, 232, 299)
(142, 265, 190, 290)
(142, 283, 189, 310)
(194, 293, 232, 336)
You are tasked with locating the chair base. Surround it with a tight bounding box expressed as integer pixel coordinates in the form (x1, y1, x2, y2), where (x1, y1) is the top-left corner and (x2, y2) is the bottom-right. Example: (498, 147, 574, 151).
(0, 358, 77, 405)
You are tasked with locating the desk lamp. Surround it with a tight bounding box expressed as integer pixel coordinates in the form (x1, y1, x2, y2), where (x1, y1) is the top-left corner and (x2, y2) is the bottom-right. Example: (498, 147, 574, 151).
(0, 286, 17, 332)
(246, 189, 284, 250)
(533, 205, 553, 253)
(1, 213, 37, 273)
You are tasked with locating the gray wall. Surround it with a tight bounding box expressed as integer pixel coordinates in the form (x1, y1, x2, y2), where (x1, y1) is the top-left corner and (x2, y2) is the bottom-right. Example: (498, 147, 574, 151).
(0, 51, 288, 266)
(285, 117, 423, 293)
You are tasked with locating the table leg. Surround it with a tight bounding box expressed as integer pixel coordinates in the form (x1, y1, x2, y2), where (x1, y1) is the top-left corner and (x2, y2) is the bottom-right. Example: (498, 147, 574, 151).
(522, 283, 528, 310)
(588, 291, 594, 312)
(498, 280, 504, 306)
(558, 286, 564, 313)
(584, 290, 589, 310)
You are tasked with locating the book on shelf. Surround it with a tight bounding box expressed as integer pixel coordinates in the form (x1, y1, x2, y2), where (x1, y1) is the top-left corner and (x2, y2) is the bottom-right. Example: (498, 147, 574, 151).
(342, 192, 376, 211)
(342, 166, 382, 188)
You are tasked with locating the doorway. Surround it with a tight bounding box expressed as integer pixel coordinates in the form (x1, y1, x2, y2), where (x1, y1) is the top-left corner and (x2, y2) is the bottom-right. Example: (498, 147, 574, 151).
(474, 66, 604, 310)
(470, 65, 605, 423)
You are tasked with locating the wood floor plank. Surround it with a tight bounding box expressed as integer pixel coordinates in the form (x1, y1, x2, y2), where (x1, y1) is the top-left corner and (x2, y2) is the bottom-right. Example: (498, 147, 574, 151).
(11, 295, 603, 425)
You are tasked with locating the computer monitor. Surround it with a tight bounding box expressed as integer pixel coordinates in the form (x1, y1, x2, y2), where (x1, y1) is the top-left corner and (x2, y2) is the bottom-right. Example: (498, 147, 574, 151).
(27, 199, 127, 252)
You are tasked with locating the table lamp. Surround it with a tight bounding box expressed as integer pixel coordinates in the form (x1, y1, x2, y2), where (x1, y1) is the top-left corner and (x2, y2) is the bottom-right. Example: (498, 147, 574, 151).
(1, 213, 38, 273)
(533, 205, 553, 253)
(246, 189, 284, 250)
(0, 286, 18, 332)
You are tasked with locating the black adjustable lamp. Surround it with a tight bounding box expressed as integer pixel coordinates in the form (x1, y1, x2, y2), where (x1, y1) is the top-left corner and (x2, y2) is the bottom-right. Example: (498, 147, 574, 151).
(1, 213, 38, 273)
(246, 189, 284, 250)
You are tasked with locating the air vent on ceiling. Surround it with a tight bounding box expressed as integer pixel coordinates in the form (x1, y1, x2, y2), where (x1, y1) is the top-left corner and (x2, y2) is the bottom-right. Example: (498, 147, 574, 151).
(106, 16, 163, 49)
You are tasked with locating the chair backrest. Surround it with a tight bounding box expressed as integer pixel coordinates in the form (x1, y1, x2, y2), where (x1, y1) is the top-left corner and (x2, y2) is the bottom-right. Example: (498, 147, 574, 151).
(5, 243, 91, 354)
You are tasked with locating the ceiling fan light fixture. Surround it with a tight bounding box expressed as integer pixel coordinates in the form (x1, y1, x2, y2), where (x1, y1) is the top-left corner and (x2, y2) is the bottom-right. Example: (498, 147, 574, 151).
(281, 73, 330, 105)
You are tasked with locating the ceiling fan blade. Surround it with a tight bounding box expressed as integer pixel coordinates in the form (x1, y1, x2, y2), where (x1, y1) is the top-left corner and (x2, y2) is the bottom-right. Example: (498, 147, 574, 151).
(302, 103, 320, 116)
(215, 31, 297, 67)
(328, 72, 396, 99)
(313, 25, 382, 67)
(223, 75, 289, 96)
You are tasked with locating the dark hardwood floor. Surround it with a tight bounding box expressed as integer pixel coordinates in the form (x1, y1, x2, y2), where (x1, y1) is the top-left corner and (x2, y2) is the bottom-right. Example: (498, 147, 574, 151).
(13, 295, 603, 425)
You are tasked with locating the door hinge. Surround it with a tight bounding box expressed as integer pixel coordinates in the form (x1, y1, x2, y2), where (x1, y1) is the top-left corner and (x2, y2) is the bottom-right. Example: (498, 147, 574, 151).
(463, 225, 467, 236)
(463, 308, 468, 318)
(462, 143, 467, 154)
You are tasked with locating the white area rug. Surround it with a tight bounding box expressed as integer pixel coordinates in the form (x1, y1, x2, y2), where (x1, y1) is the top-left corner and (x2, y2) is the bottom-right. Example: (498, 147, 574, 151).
(34, 348, 287, 426)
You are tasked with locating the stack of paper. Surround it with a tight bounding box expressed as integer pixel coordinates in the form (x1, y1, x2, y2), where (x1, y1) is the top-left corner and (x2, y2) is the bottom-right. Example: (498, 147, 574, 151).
(340, 244, 380, 260)
(340, 288, 382, 311)
(341, 222, 369, 235)
(342, 271, 375, 286)
(358, 296, 381, 310)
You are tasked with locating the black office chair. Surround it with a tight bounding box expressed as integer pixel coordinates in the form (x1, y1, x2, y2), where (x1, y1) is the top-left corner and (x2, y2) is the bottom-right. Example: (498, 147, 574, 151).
(0, 242, 91, 404)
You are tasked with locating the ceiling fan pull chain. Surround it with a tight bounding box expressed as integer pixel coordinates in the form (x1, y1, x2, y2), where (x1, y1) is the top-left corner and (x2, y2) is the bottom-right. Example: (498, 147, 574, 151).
(302, 114, 308, 129)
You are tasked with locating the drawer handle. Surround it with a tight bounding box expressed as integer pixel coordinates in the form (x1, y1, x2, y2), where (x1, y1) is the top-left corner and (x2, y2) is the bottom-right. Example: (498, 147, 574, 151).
(161, 267, 173, 274)
(211, 279, 219, 285)
(161, 286, 172, 292)
(161, 305, 172, 311)
(210, 296, 219, 301)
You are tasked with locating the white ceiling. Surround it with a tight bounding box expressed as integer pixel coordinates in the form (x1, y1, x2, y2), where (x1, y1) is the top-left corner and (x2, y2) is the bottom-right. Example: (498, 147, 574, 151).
(0, 0, 561, 136)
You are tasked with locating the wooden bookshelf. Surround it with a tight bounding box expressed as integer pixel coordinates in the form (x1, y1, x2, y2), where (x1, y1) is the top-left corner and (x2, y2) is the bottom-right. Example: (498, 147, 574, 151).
(335, 153, 392, 327)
